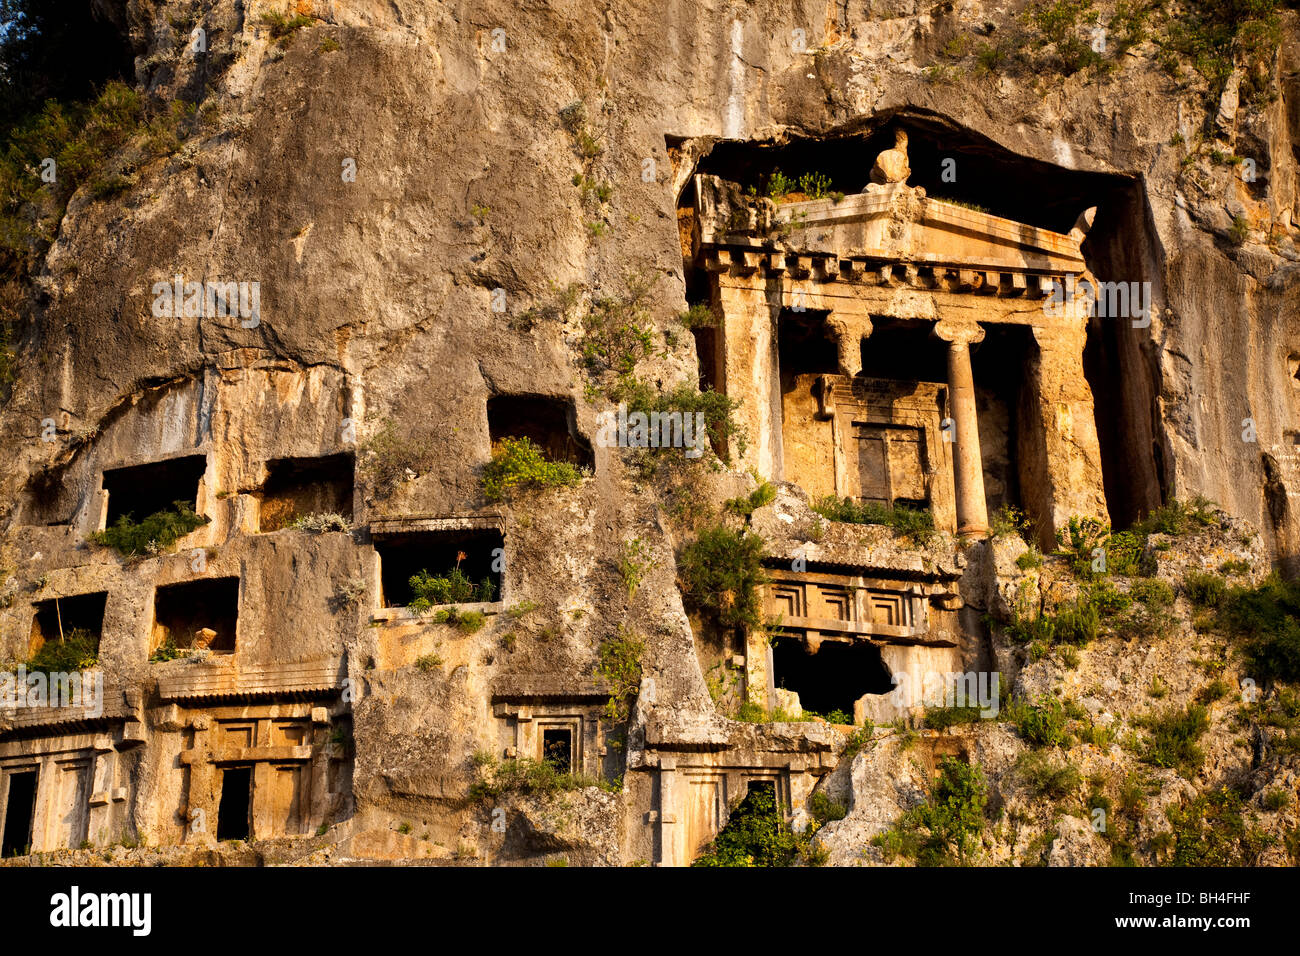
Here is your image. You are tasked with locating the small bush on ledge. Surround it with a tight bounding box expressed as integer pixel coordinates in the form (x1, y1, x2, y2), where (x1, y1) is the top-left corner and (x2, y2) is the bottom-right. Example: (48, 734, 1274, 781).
(408, 567, 495, 613)
(357, 420, 434, 498)
(481, 436, 582, 502)
(468, 752, 599, 801)
(26, 627, 98, 674)
(93, 501, 209, 556)
(812, 496, 935, 545)
(290, 512, 352, 533)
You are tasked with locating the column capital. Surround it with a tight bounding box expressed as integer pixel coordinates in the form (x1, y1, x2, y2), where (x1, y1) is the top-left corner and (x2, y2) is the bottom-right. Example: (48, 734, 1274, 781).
(825, 315, 873, 377)
(933, 320, 985, 347)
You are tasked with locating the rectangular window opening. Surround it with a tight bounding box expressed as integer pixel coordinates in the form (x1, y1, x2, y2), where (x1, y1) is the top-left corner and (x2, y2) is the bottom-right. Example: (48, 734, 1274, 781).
(28, 591, 107, 657)
(542, 728, 573, 774)
(152, 577, 240, 655)
(216, 766, 252, 841)
(102, 455, 207, 526)
(258, 453, 355, 532)
(374, 529, 503, 608)
(487, 395, 593, 469)
(1, 770, 38, 857)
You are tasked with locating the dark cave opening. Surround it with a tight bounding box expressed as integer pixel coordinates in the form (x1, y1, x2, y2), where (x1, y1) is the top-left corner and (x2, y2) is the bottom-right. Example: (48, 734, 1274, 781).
(29, 591, 107, 652)
(102, 455, 207, 525)
(1, 770, 37, 858)
(216, 766, 252, 842)
(487, 394, 593, 470)
(772, 636, 894, 717)
(259, 453, 355, 532)
(542, 728, 573, 773)
(152, 577, 240, 655)
(374, 529, 505, 608)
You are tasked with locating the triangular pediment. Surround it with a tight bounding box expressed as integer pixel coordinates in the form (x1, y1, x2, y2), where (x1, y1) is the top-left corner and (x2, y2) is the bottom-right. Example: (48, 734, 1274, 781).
(693, 175, 1089, 276)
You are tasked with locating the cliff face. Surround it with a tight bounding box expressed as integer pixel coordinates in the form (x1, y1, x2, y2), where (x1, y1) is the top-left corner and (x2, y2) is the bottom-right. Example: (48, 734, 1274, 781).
(0, 0, 1298, 866)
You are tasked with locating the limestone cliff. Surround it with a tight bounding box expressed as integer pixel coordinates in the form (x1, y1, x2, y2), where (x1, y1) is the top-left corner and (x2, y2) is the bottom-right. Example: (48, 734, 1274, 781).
(0, 0, 1297, 866)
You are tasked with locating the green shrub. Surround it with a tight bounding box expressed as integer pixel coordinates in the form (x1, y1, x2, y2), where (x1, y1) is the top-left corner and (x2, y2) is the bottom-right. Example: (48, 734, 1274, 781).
(1007, 695, 1072, 748)
(796, 171, 833, 199)
(26, 627, 98, 674)
(481, 436, 582, 502)
(1130, 578, 1175, 608)
(595, 626, 644, 721)
(1086, 580, 1132, 617)
(693, 784, 817, 866)
(925, 705, 985, 731)
(468, 753, 597, 801)
(1133, 497, 1216, 537)
(812, 495, 935, 545)
(1184, 571, 1226, 608)
(1016, 751, 1082, 799)
(841, 723, 874, 759)
(810, 790, 848, 824)
(92, 501, 208, 556)
(678, 303, 719, 328)
(578, 274, 655, 375)
(415, 652, 444, 672)
(357, 420, 434, 496)
(1165, 786, 1274, 866)
(678, 524, 767, 630)
(1162, 0, 1282, 106)
(261, 11, 314, 46)
(1217, 575, 1300, 683)
(1022, 0, 1104, 74)
(505, 600, 537, 619)
(1105, 529, 1145, 575)
(148, 635, 186, 663)
(988, 504, 1029, 540)
(617, 538, 655, 599)
(290, 512, 351, 533)
(408, 567, 495, 613)
(427, 607, 486, 634)
(1135, 704, 1210, 776)
(1263, 788, 1290, 811)
(874, 757, 987, 865)
(1016, 547, 1043, 570)
(610, 375, 747, 463)
(975, 40, 1010, 73)
(1055, 515, 1109, 577)
(764, 169, 797, 199)
(724, 480, 776, 518)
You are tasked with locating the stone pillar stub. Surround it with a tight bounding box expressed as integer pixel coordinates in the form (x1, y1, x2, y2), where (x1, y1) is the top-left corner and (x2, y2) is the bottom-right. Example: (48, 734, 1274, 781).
(1022, 324, 1109, 547)
(825, 315, 873, 378)
(934, 320, 988, 536)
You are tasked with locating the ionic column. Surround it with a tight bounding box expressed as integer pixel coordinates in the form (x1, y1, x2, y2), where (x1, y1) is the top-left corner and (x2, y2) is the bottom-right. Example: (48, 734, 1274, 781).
(934, 321, 987, 536)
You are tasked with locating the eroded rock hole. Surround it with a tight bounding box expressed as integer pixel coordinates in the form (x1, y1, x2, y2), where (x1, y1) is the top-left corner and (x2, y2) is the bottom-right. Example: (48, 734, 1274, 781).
(1, 770, 38, 858)
(29, 591, 107, 653)
(772, 637, 894, 717)
(487, 395, 593, 469)
(152, 577, 239, 655)
(373, 529, 504, 608)
(216, 766, 252, 842)
(258, 453, 355, 532)
(102, 454, 206, 525)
